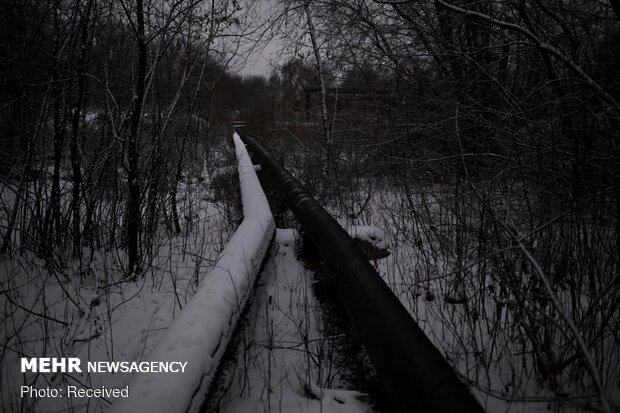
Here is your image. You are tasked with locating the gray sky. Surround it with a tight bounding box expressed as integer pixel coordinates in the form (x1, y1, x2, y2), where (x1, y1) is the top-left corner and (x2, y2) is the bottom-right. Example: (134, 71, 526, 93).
(238, 43, 278, 77)
(235, 0, 280, 78)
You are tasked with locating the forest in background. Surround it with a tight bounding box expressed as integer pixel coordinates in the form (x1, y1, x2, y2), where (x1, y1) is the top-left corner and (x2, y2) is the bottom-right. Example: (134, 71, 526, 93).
(1, 0, 620, 411)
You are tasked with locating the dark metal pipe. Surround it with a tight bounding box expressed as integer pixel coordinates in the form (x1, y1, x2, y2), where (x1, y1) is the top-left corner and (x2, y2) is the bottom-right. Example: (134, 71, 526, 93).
(240, 133, 485, 413)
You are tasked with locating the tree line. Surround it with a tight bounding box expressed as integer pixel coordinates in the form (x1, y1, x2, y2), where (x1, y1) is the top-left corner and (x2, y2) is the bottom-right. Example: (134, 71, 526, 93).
(0, 0, 256, 275)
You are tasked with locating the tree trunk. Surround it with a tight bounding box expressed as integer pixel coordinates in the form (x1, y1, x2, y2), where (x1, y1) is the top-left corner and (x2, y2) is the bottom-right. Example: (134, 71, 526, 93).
(127, 0, 147, 276)
(44, 4, 66, 255)
(70, 0, 93, 259)
(304, 0, 331, 178)
(172, 51, 212, 235)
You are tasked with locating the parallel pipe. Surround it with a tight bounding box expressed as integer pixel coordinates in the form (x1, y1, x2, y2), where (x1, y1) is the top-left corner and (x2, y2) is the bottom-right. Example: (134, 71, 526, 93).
(240, 133, 485, 413)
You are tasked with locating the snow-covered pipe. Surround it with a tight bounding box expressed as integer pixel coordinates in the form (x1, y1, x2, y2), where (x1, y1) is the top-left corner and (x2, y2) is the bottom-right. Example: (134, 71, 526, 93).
(111, 132, 275, 413)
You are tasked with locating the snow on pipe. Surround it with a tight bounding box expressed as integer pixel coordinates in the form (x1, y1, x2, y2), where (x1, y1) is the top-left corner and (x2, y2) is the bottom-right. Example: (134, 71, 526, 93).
(239, 133, 486, 413)
(111, 132, 275, 413)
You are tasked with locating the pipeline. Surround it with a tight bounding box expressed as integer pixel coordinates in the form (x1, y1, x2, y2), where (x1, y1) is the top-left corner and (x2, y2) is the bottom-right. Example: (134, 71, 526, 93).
(239, 133, 485, 413)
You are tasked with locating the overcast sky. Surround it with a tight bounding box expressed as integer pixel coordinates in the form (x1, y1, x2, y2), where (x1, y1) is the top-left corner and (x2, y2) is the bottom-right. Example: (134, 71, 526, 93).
(235, 0, 295, 78)
(232, 0, 275, 78)
(238, 42, 278, 77)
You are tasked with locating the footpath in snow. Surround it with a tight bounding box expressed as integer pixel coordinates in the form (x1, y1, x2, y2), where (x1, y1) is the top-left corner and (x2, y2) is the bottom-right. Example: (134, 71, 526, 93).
(207, 228, 372, 413)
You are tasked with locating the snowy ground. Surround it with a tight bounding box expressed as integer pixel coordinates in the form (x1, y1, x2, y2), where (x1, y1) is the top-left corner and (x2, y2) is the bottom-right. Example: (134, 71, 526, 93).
(1, 228, 228, 412)
(207, 229, 372, 413)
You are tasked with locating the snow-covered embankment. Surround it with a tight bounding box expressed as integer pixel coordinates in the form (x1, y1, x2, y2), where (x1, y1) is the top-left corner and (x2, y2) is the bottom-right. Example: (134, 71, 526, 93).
(111, 132, 275, 413)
